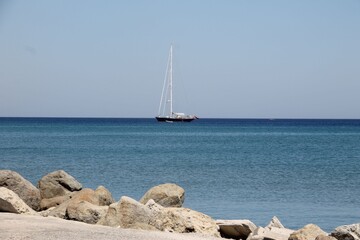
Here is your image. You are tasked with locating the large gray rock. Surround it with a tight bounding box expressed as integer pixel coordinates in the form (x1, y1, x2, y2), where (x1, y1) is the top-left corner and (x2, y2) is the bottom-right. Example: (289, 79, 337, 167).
(331, 223, 360, 240)
(0, 170, 41, 211)
(98, 196, 220, 237)
(140, 183, 185, 207)
(216, 219, 256, 239)
(38, 170, 82, 200)
(0, 187, 37, 215)
(289, 224, 327, 240)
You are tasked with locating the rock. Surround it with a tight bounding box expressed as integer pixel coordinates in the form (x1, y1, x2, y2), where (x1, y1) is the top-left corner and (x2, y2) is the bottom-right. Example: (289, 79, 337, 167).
(330, 223, 360, 240)
(97, 198, 151, 227)
(140, 183, 185, 207)
(95, 186, 114, 206)
(266, 216, 285, 229)
(96, 202, 122, 227)
(66, 201, 108, 224)
(48, 200, 69, 219)
(0, 198, 18, 213)
(48, 188, 106, 224)
(70, 188, 99, 205)
(38, 207, 56, 217)
(99, 197, 158, 229)
(216, 219, 256, 239)
(48, 188, 98, 219)
(289, 224, 327, 240)
(118, 196, 158, 231)
(98, 196, 220, 237)
(246, 216, 294, 240)
(0, 170, 41, 211)
(38, 170, 82, 200)
(160, 205, 220, 236)
(40, 193, 74, 210)
(315, 235, 337, 240)
(247, 226, 294, 240)
(0, 187, 37, 215)
(65, 188, 108, 224)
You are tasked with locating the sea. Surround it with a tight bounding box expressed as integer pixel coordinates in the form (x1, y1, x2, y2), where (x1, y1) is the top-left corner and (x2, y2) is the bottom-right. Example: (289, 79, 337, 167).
(0, 117, 359, 231)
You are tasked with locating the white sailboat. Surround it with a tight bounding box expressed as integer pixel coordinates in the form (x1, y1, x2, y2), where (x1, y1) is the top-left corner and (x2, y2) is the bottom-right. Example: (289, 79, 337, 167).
(156, 45, 198, 122)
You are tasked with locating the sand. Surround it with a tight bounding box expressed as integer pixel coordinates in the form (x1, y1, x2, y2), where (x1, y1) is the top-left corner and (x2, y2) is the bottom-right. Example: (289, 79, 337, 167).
(0, 213, 220, 240)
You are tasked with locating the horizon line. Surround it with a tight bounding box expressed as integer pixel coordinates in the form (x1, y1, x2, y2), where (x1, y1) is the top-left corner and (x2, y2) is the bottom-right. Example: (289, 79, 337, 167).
(1, 116, 360, 121)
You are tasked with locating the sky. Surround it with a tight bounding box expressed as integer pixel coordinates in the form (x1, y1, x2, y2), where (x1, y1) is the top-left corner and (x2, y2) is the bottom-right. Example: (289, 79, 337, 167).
(0, 0, 359, 118)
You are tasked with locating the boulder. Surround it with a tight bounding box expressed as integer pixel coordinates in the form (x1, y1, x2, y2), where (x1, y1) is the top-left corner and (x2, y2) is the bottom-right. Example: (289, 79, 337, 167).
(289, 224, 327, 240)
(266, 216, 285, 229)
(96, 202, 123, 227)
(160, 204, 220, 236)
(66, 201, 108, 224)
(330, 223, 360, 240)
(48, 188, 107, 224)
(247, 216, 293, 240)
(48, 200, 69, 219)
(97, 198, 163, 228)
(38, 170, 82, 200)
(0, 170, 41, 211)
(0, 187, 37, 215)
(216, 219, 256, 239)
(40, 193, 75, 210)
(95, 186, 114, 206)
(247, 226, 294, 240)
(118, 196, 159, 231)
(70, 188, 99, 205)
(98, 196, 220, 237)
(99, 197, 160, 229)
(140, 183, 185, 207)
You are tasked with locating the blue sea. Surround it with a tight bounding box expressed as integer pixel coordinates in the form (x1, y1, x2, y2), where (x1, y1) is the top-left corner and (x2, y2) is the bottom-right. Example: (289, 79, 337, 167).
(0, 118, 359, 231)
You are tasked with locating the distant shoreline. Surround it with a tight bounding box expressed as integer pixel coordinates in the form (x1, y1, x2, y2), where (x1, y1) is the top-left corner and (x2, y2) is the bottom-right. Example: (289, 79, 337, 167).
(1, 117, 360, 120)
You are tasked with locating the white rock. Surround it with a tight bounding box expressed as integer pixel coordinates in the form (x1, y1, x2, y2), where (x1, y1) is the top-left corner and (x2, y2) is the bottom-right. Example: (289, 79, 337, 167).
(0, 187, 37, 215)
(216, 219, 257, 239)
(331, 223, 360, 240)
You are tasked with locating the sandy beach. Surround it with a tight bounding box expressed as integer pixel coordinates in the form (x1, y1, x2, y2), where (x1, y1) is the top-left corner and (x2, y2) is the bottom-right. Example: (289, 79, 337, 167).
(0, 213, 220, 240)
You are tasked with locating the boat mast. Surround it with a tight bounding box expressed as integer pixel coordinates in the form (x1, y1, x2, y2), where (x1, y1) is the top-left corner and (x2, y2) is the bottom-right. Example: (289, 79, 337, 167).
(158, 45, 172, 117)
(169, 45, 173, 117)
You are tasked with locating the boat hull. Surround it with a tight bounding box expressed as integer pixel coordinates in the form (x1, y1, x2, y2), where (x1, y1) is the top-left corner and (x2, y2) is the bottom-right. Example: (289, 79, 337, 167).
(155, 117, 197, 122)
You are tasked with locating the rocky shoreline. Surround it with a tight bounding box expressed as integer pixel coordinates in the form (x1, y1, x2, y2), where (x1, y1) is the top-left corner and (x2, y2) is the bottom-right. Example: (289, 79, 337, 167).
(1, 169, 359, 240)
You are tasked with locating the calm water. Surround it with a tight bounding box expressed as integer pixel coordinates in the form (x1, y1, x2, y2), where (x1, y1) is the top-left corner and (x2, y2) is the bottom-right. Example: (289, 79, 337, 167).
(0, 118, 359, 231)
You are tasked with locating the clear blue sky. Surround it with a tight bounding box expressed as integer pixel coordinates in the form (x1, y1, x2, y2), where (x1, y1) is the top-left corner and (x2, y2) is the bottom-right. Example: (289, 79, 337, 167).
(1, 0, 359, 118)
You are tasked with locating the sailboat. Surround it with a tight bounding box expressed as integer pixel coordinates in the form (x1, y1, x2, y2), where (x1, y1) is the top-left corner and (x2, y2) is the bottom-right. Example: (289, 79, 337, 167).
(156, 45, 198, 122)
